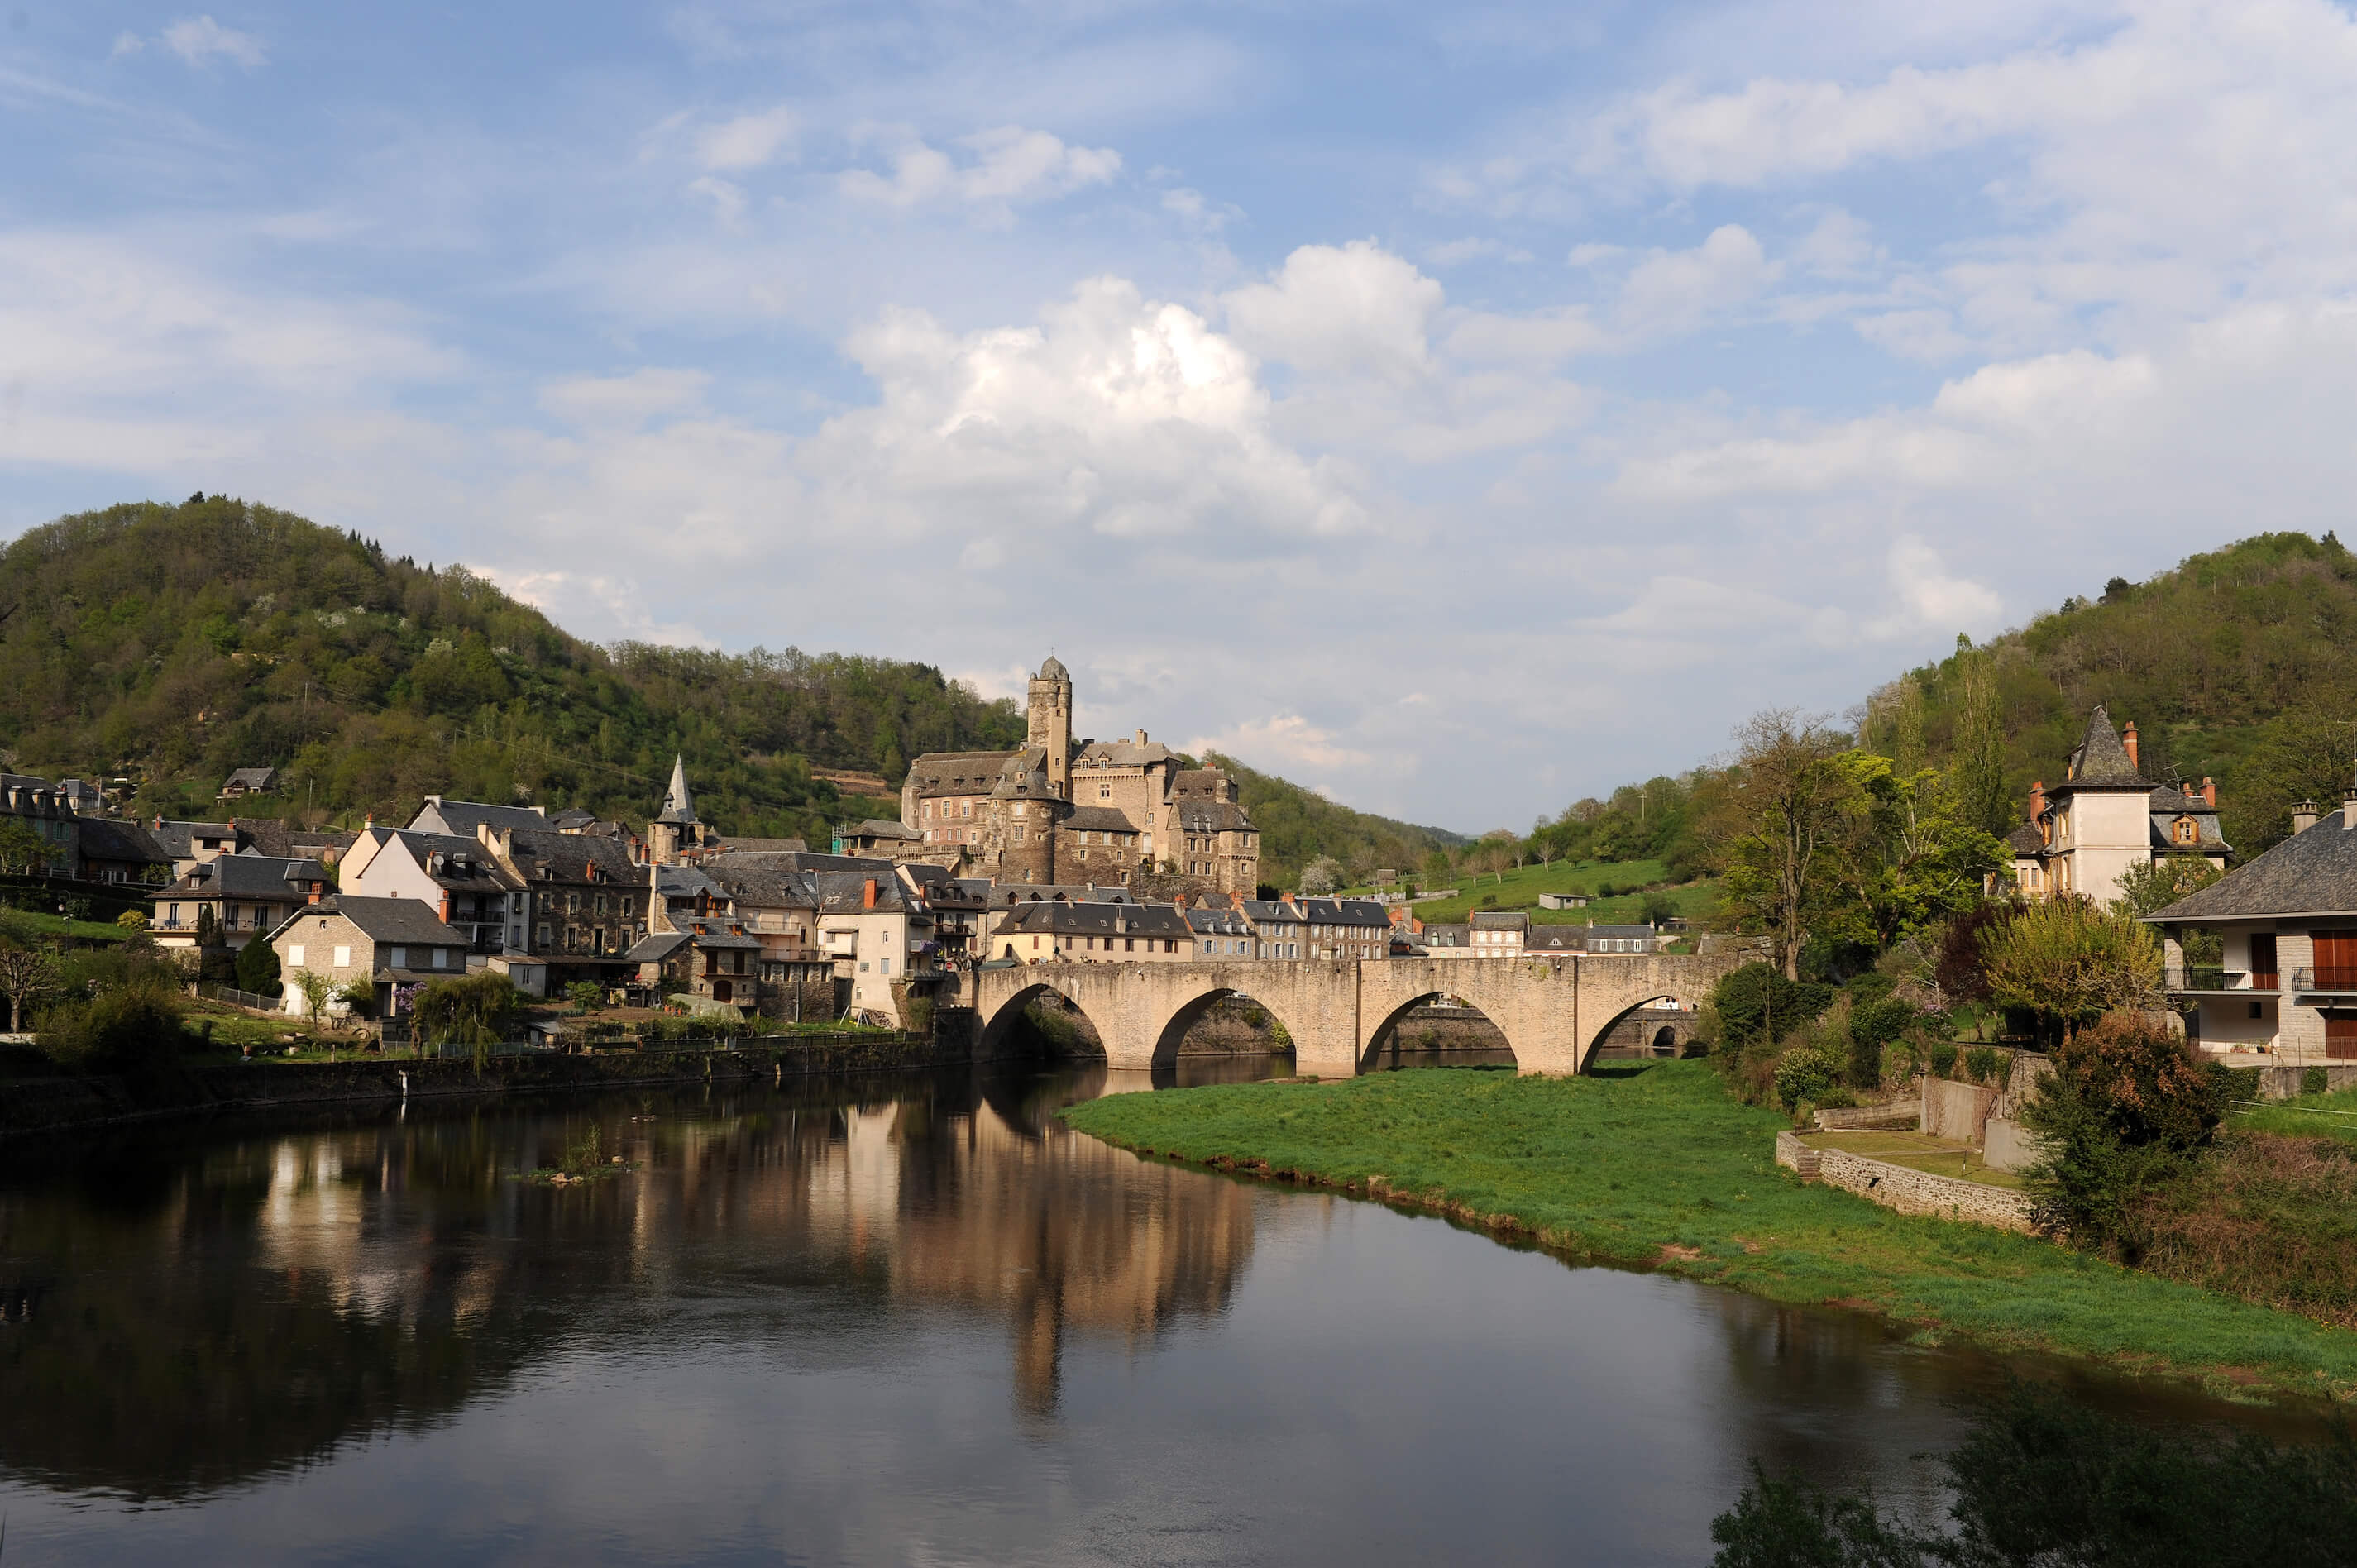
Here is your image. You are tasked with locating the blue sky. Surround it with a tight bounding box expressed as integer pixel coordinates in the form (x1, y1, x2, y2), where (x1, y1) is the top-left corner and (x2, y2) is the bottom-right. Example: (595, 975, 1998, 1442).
(7, 2, 2357, 831)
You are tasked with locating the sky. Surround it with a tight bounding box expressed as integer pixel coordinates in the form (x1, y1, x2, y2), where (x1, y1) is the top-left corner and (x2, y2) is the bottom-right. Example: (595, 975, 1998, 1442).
(6, 2, 2357, 833)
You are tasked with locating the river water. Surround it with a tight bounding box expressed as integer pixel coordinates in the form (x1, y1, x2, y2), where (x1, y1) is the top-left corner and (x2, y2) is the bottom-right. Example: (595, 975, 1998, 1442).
(0, 1061, 2317, 1565)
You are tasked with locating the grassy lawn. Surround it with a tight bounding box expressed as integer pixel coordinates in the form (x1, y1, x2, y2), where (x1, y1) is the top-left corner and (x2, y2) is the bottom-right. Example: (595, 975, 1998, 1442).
(1061, 1063, 2357, 1398)
(2229, 1088, 2357, 1146)
(1805, 1129, 2025, 1189)
(7, 911, 133, 944)
(1377, 858, 1716, 926)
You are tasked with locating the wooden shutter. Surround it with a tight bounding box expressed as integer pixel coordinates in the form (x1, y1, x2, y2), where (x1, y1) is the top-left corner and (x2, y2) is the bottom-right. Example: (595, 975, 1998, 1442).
(2328, 1016, 2357, 1061)
(2250, 934, 2278, 988)
(2315, 933, 2357, 989)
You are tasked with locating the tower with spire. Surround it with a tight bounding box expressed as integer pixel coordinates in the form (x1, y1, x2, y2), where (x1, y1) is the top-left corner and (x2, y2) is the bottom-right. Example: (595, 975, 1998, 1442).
(647, 754, 711, 865)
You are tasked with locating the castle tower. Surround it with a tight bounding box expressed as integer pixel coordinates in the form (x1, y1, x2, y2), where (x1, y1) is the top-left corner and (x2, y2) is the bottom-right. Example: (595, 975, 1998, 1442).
(1027, 656, 1073, 801)
(648, 754, 703, 866)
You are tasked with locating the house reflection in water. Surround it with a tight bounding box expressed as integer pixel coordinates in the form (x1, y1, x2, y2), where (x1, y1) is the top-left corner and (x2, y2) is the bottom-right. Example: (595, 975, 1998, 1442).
(0, 1067, 1254, 1499)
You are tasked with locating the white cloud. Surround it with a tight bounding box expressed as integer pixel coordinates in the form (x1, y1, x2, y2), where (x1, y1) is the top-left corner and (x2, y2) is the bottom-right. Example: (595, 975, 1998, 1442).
(538, 368, 709, 428)
(160, 16, 267, 69)
(1188, 715, 1373, 773)
(686, 175, 747, 225)
(1617, 224, 1777, 333)
(839, 125, 1121, 210)
(1427, 237, 1532, 266)
(1222, 241, 1443, 387)
(1863, 536, 2002, 640)
(696, 106, 798, 171)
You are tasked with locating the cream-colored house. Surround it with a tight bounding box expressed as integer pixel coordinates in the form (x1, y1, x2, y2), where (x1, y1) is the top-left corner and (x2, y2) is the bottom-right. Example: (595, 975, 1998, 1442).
(268, 896, 474, 1019)
(2007, 707, 2229, 904)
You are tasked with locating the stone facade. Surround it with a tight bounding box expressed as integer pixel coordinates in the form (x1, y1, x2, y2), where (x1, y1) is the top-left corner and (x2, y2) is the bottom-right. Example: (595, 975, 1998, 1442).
(901, 657, 1260, 892)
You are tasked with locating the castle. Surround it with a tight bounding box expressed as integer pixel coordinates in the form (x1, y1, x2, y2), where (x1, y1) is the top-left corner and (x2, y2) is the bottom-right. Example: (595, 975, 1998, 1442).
(898, 657, 1262, 893)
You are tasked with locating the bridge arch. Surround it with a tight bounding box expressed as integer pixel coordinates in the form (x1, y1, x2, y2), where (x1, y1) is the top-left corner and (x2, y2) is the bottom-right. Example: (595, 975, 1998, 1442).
(1358, 988, 1518, 1072)
(1148, 983, 1312, 1073)
(978, 978, 1107, 1061)
(1580, 991, 1685, 1072)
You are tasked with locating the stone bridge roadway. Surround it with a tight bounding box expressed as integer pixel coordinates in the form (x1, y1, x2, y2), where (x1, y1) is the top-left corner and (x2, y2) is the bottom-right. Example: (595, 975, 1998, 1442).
(958, 953, 1742, 1077)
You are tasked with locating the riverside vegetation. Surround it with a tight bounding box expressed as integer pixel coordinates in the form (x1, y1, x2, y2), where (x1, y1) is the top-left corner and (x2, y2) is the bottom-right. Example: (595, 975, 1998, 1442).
(1060, 1063, 2357, 1398)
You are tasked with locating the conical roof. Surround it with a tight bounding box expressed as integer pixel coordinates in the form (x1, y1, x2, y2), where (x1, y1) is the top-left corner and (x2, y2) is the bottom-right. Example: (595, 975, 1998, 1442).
(1038, 655, 1068, 681)
(657, 754, 697, 825)
(2063, 705, 2144, 786)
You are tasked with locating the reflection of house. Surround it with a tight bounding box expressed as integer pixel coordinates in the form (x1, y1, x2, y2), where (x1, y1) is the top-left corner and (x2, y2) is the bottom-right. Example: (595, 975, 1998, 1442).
(2153, 796, 2357, 1062)
(2007, 707, 2230, 902)
(269, 896, 474, 1017)
(152, 854, 331, 949)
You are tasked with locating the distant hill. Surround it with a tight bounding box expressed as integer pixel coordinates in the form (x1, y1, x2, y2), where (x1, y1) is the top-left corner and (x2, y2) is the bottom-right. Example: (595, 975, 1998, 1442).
(0, 498, 1025, 839)
(1882, 532, 2357, 857)
(1202, 752, 1456, 888)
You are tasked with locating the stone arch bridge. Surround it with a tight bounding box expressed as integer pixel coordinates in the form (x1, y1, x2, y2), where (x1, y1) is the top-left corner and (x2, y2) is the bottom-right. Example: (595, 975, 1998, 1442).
(959, 953, 1743, 1077)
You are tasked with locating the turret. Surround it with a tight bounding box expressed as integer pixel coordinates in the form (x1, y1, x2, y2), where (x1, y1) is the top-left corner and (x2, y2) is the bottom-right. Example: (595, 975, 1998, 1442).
(1026, 656, 1073, 801)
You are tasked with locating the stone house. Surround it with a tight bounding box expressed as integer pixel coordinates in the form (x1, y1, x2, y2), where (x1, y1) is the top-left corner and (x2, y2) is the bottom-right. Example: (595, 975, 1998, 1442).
(897, 864, 990, 965)
(341, 829, 524, 958)
(2151, 796, 2357, 1062)
(2007, 707, 2230, 903)
(1185, 901, 1257, 960)
(1523, 922, 1659, 956)
(152, 853, 332, 950)
(1466, 907, 1531, 958)
(987, 900, 1194, 964)
(1234, 896, 1307, 960)
(218, 767, 277, 799)
(624, 919, 767, 1008)
(1056, 806, 1141, 885)
(269, 895, 473, 1019)
(1294, 897, 1394, 961)
(473, 825, 648, 987)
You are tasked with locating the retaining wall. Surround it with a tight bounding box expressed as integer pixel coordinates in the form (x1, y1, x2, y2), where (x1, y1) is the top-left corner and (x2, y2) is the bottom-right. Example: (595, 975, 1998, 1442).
(1922, 1076, 2000, 1144)
(1775, 1131, 2034, 1231)
(1813, 1101, 1918, 1131)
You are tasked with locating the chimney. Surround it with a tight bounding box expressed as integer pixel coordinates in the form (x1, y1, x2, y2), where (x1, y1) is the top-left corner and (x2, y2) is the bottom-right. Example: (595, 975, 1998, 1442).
(308, 879, 322, 906)
(438, 890, 452, 923)
(2027, 780, 2046, 824)
(2345, 791, 2357, 832)
(2202, 777, 2216, 808)
(1135, 729, 1147, 745)
(2294, 801, 2319, 834)
(2122, 721, 2139, 772)
(863, 877, 877, 910)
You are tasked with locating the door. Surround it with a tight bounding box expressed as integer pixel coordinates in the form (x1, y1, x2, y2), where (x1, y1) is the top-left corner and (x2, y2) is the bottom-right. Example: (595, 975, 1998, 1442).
(2315, 933, 2357, 990)
(2249, 934, 2278, 989)
(2329, 1016, 2357, 1061)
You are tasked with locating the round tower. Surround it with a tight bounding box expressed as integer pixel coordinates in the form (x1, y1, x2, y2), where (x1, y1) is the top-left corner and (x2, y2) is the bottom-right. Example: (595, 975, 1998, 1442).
(1026, 656, 1073, 801)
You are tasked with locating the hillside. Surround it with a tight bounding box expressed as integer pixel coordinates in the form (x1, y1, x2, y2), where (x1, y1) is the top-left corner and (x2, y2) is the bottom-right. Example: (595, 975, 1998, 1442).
(0, 498, 1025, 839)
(1881, 533, 2357, 856)
(1202, 752, 1457, 888)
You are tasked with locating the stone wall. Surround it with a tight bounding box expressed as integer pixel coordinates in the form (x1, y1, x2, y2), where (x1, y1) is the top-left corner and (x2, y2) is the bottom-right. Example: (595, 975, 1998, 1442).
(1773, 1130, 1820, 1178)
(1812, 1101, 1918, 1130)
(1922, 1076, 2000, 1144)
(1810, 1146, 2034, 1232)
(2252, 1063, 2357, 1100)
(1982, 1116, 2045, 1174)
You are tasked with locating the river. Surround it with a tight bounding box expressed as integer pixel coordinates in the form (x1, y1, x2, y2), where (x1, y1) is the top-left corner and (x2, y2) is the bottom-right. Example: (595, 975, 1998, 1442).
(0, 1061, 2316, 1564)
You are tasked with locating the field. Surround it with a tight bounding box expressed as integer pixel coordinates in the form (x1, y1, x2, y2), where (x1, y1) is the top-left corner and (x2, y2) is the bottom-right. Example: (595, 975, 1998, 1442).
(1372, 858, 1716, 926)
(1063, 1064, 2357, 1398)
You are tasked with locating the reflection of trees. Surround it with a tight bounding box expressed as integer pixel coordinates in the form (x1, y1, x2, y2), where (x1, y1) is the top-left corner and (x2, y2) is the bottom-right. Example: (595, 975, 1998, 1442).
(0, 1064, 1255, 1497)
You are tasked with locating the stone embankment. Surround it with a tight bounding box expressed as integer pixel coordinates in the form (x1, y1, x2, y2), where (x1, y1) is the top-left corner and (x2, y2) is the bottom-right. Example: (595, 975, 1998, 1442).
(0, 1021, 1023, 1140)
(1776, 1130, 2034, 1232)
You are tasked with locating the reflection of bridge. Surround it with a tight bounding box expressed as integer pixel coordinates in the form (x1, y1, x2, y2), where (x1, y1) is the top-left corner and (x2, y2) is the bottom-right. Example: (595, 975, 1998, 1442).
(963, 954, 1742, 1077)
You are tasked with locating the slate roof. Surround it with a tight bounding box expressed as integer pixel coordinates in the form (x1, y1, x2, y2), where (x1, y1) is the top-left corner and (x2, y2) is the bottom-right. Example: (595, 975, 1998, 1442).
(705, 866, 819, 911)
(1417, 923, 1469, 948)
(500, 826, 638, 884)
(1298, 897, 1391, 928)
(624, 930, 692, 964)
(992, 901, 1192, 939)
(1523, 927, 1584, 954)
(408, 797, 551, 836)
(810, 870, 911, 914)
(720, 836, 809, 853)
(1075, 738, 1176, 767)
(308, 895, 465, 946)
(718, 851, 897, 877)
(905, 750, 1022, 799)
(221, 767, 276, 793)
(388, 831, 523, 892)
(983, 882, 1141, 909)
(2146, 788, 2230, 853)
(1236, 898, 1302, 925)
(2007, 824, 2049, 856)
(166, 853, 329, 898)
(1184, 906, 1253, 937)
(151, 820, 238, 859)
(2149, 810, 2357, 922)
(848, 818, 920, 841)
(1469, 908, 1532, 931)
(1059, 806, 1137, 834)
(2055, 705, 2147, 790)
(78, 817, 166, 867)
(1174, 802, 1253, 833)
(672, 916, 762, 950)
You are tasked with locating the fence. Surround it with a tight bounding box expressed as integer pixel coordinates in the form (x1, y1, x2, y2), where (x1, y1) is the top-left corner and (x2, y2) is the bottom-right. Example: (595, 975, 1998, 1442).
(375, 1027, 920, 1058)
(201, 983, 283, 1012)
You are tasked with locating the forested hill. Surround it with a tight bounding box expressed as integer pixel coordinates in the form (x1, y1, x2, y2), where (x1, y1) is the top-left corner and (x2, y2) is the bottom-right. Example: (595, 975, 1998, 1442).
(1202, 752, 1461, 888)
(1881, 532, 2357, 856)
(0, 498, 1026, 839)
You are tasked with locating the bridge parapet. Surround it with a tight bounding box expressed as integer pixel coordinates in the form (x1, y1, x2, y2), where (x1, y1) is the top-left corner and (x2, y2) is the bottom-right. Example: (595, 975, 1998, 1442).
(967, 951, 1740, 1076)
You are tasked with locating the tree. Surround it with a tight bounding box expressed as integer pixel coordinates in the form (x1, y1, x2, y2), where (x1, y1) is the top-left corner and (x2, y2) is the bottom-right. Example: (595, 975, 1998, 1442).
(2221, 705, 2356, 853)
(565, 980, 603, 1012)
(1825, 756, 2008, 955)
(2019, 1010, 2224, 1250)
(1978, 896, 2163, 1033)
(1712, 710, 1857, 979)
(1299, 855, 1341, 896)
(235, 929, 281, 998)
(1950, 638, 2011, 835)
(0, 941, 60, 1030)
(289, 967, 336, 1023)
(2113, 855, 2223, 920)
(413, 971, 520, 1071)
(0, 819, 55, 876)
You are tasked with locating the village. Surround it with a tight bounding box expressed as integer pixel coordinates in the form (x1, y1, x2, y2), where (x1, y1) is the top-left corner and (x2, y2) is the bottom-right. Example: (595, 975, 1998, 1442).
(0, 656, 1666, 1034)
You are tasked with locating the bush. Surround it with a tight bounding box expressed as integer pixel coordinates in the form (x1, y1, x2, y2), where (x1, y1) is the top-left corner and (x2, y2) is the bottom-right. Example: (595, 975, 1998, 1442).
(413, 972, 521, 1070)
(36, 983, 184, 1072)
(2307, 1066, 2331, 1097)
(1925, 1041, 1958, 1078)
(1963, 1046, 2006, 1086)
(234, 930, 281, 999)
(1933, 903, 2012, 1004)
(1978, 896, 2163, 1035)
(1846, 970, 1897, 1010)
(564, 980, 603, 1013)
(1709, 963, 1838, 1054)
(1773, 1043, 1846, 1111)
(2020, 1011, 2224, 1250)
(1848, 995, 1918, 1090)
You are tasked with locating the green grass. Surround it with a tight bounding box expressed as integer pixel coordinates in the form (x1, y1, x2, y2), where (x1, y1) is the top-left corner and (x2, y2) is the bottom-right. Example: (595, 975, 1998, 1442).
(1061, 1063, 2357, 1398)
(5, 911, 132, 944)
(1804, 1130, 2025, 1189)
(2229, 1087, 2357, 1146)
(1387, 858, 1716, 925)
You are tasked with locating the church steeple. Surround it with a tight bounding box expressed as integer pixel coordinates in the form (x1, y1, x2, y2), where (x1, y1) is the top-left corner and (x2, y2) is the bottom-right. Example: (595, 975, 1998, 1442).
(657, 754, 697, 825)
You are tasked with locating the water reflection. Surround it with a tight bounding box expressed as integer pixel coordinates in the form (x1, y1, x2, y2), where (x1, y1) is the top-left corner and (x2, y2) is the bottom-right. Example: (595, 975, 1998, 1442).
(0, 1067, 2329, 1564)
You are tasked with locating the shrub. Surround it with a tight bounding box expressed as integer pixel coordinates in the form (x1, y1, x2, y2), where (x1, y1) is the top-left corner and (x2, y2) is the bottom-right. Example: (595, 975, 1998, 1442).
(1848, 995, 1917, 1090)
(115, 910, 148, 931)
(2020, 1010, 2224, 1250)
(1709, 963, 1838, 1054)
(413, 971, 521, 1070)
(564, 981, 603, 1013)
(2306, 1066, 2331, 1097)
(1978, 896, 2163, 1035)
(1925, 1041, 1959, 1078)
(1963, 1046, 2004, 1086)
(36, 983, 184, 1072)
(234, 930, 281, 998)
(1773, 1043, 1846, 1111)
(1845, 970, 1897, 1009)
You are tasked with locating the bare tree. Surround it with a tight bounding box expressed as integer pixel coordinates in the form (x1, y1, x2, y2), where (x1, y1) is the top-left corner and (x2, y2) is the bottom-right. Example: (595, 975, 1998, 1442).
(0, 944, 60, 1031)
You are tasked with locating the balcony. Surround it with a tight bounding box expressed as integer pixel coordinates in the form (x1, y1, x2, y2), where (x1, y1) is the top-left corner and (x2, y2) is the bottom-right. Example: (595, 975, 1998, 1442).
(2171, 967, 2273, 992)
(2291, 967, 2357, 996)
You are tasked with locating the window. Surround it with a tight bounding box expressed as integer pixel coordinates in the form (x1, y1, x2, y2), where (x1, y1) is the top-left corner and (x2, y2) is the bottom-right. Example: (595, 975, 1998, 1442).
(433, 948, 449, 968)
(536, 925, 551, 947)
(567, 893, 580, 913)
(389, 946, 406, 969)
(595, 895, 610, 915)
(332, 944, 351, 968)
(621, 896, 633, 916)
(880, 957, 890, 973)
(1124, 938, 1135, 952)
(288, 944, 305, 967)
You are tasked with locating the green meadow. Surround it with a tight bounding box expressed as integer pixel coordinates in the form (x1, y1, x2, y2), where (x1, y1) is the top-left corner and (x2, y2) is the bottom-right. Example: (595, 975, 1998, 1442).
(1062, 1063, 2357, 1399)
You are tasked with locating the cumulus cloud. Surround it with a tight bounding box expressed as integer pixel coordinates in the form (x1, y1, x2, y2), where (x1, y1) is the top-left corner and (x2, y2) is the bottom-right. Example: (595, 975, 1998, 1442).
(696, 105, 798, 171)
(1617, 224, 1777, 333)
(1222, 241, 1443, 387)
(157, 15, 267, 69)
(839, 125, 1121, 210)
(1863, 536, 2002, 640)
(1188, 714, 1374, 773)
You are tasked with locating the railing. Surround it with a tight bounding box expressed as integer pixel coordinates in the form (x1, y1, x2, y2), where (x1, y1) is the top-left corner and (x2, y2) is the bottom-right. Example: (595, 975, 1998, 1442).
(201, 983, 283, 1011)
(2175, 967, 2258, 991)
(2292, 967, 2357, 993)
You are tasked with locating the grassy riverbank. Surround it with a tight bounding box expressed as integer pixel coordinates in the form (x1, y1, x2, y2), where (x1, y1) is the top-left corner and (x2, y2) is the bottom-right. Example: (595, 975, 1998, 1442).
(1060, 1063, 2357, 1399)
